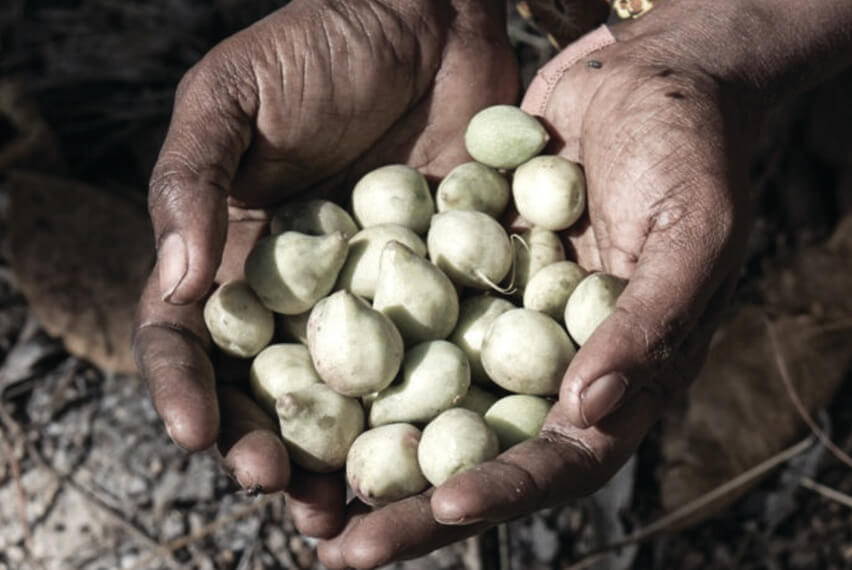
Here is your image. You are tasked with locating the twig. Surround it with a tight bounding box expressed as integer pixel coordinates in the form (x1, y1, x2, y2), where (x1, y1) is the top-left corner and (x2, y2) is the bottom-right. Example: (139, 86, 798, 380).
(235, 536, 260, 570)
(799, 476, 852, 510)
(764, 316, 852, 470)
(462, 535, 483, 570)
(566, 436, 814, 570)
(0, 425, 33, 556)
(128, 494, 278, 570)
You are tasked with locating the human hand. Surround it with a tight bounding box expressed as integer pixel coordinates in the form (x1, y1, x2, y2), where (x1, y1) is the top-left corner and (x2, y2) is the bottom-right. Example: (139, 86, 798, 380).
(134, 0, 518, 538)
(316, 17, 759, 569)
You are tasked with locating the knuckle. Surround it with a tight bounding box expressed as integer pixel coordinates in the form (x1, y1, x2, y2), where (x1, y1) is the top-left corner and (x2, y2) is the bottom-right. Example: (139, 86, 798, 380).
(612, 305, 683, 368)
(133, 322, 210, 377)
(345, 538, 394, 570)
(150, 152, 230, 207)
(537, 429, 605, 497)
(179, 39, 258, 114)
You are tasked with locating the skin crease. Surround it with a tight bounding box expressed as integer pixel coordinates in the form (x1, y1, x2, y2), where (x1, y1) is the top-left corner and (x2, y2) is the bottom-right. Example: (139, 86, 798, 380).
(133, 0, 852, 566)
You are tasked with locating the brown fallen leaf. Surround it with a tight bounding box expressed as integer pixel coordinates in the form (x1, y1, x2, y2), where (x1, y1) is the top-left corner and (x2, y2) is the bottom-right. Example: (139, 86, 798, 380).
(8, 172, 153, 374)
(659, 216, 852, 527)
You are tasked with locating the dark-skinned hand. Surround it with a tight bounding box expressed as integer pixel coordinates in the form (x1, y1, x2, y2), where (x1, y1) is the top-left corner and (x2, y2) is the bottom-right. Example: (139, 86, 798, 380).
(315, 9, 760, 570)
(134, 0, 518, 539)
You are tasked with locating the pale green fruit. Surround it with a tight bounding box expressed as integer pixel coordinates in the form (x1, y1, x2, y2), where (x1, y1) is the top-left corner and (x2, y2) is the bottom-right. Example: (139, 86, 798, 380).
(417, 408, 499, 486)
(245, 231, 348, 314)
(464, 105, 549, 169)
(427, 210, 512, 289)
(250, 344, 320, 415)
(484, 395, 552, 450)
(336, 224, 427, 300)
(457, 385, 500, 416)
(351, 165, 434, 234)
(450, 295, 515, 384)
(270, 199, 358, 239)
(436, 162, 510, 218)
(370, 340, 470, 427)
(307, 291, 404, 397)
(523, 261, 588, 322)
(346, 424, 428, 505)
(277, 311, 309, 345)
(276, 383, 364, 473)
(513, 155, 586, 231)
(512, 227, 565, 297)
(373, 241, 459, 343)
(203, 281, 273, 358)
(565, 273, 627, 345)
(481, 309, 575, 395)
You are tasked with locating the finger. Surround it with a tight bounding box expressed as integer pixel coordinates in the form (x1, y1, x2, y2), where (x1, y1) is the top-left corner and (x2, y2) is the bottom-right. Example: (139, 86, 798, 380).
(317, 495, 489, 570)
(432, 282, 734, 527)
(133, 270, 219, 451)
(149, 48, 256, 305)
(318, 391, 659, 568)
(217, 385, 290, 493)
(285, 469, 347, 539)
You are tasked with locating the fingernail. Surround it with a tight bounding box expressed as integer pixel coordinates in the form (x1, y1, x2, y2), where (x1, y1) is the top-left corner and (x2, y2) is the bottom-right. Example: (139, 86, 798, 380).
(158, 233, 187, 303)
(579, 373, 627, 427)
(164, 422, 189, 452)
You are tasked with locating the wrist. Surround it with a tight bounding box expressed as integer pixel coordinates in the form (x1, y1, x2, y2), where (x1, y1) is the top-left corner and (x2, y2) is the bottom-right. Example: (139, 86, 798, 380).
(611, 0, 852, 104)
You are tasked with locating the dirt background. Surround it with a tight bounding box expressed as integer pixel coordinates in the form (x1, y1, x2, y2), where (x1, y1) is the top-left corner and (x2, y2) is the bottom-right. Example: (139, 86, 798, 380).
(1, 1, 851, 569)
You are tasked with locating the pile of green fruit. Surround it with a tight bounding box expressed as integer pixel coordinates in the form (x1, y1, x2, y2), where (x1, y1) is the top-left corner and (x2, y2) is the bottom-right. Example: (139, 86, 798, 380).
(203, 105, 626, 505)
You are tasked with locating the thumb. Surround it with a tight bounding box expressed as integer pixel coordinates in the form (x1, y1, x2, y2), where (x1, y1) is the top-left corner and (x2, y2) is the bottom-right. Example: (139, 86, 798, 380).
(149, 54, 255, 304)
(560, 192, 744, 428)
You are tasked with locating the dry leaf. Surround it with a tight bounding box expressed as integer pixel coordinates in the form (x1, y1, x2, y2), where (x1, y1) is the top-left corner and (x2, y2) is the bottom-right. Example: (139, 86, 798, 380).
(8, 172, 153, 373)
(659, 217, 852, 526)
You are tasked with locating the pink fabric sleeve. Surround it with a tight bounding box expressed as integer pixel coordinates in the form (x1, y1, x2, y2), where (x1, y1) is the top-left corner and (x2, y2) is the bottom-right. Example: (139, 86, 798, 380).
(521, 24, 616, 130)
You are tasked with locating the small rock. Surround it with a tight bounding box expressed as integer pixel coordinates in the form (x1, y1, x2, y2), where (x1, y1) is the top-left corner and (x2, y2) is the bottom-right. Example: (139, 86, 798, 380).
(160, 510, 186, 542)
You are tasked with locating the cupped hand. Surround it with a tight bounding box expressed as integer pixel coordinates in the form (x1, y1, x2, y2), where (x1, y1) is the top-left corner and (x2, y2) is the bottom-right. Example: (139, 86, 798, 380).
(317, 20, 757, 570)
(133, 0, 518, 539)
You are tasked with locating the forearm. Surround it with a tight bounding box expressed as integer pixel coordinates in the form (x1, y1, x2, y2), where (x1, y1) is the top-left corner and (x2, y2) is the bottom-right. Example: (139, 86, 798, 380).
(616, 0, 852, 101)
